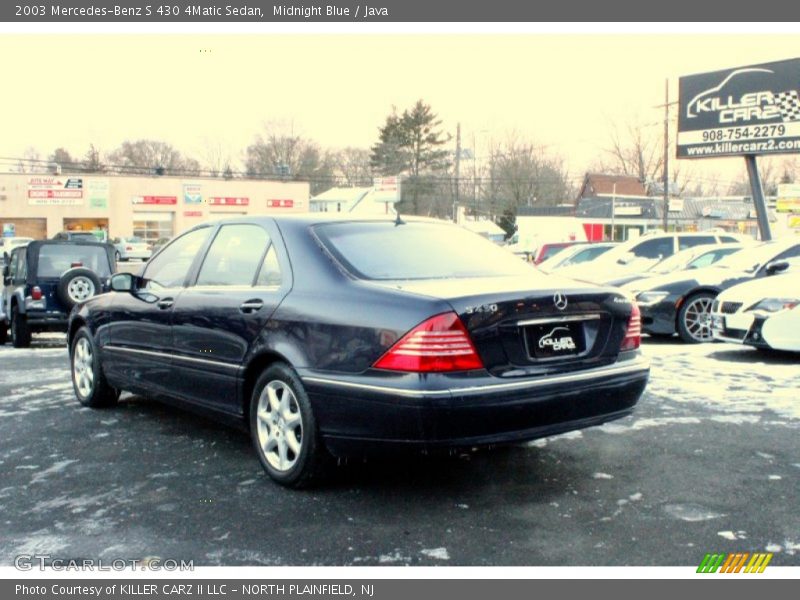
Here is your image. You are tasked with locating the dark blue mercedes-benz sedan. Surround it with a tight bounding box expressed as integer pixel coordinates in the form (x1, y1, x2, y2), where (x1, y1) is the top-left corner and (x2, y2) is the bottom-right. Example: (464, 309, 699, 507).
(68, 215, 649, 487)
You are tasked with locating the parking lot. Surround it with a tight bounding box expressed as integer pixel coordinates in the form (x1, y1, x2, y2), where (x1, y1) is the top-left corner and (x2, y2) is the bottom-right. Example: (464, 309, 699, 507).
(0, 335, 798, 566)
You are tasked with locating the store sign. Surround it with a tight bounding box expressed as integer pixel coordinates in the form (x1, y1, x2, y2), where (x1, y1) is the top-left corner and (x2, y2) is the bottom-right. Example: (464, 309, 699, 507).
(678, 58, 800, 159)
(27, 177, 84, 205)
(86, 178, 110, 209)
(614, 206, 642, 216)
(373, 176, 401, 202)
(267, 199, 294, 208)
(183, 183, 202, 204)
(209, 196, 249, 206)
(668, 199, 685, 212)
(789, 215, 800, 229)
(132, 195, 177, 205)
(776, 183, 800, 213)
(184, 210, 203, 217)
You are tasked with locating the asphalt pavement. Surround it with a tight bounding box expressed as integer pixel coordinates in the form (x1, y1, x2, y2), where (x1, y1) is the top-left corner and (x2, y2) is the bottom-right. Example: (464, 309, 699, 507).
(0, 335, 798, 566)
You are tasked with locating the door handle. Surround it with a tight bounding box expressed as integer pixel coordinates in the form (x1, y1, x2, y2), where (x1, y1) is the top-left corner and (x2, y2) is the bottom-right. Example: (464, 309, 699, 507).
(157, 298, 174, 310)
(239, 299, 264, 313)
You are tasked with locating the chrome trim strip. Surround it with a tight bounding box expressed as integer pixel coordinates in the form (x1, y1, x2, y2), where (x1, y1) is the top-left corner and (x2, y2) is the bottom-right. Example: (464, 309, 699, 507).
(302, 356, 650, 398)
(516, 313, 602, 327)
(104, 345, 240, 372)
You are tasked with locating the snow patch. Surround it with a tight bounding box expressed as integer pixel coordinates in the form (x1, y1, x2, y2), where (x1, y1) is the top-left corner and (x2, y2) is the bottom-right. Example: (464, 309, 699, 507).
(420, 547, 450, 560)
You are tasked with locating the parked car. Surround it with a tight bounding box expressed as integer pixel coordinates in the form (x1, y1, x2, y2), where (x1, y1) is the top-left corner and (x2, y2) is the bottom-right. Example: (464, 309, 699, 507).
(68, 216, 650, 488)
(111, 236, 153, 262)
(603, 243, 744, 288)
(711, 262, 800, 352)
(557, 231, 747, 285)
(150, 237, 172, 256)
(624, 238, 800, 343)
(0, 237, 34, 268)
(1, 240, 115, 347)
(537, 242, 617, 273)
(533, 241, 585, 265)
(53, 231, 102, 243)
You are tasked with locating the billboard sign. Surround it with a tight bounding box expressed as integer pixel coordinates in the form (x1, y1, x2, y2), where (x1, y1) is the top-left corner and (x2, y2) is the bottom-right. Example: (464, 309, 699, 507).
(27, 177, 84, 205)
(373, 176, 401, 203)
(678, 58, 800, 159)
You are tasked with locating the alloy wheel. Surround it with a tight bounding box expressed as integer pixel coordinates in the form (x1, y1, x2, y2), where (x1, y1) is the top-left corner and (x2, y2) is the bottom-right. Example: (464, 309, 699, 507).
(72, 337, 95, 398)
(255, 380, 304, 472)
(682, 296, 715, 342)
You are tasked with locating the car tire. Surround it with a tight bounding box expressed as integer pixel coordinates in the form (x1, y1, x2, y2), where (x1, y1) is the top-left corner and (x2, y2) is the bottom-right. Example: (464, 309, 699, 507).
(10, 305, 31, 348)
(57, 268, 102, 310)
(677, 292, 717, 344)
(0, 320, 8, 345)
(249, 363, 330, 488)
(70, 327, 119, 408)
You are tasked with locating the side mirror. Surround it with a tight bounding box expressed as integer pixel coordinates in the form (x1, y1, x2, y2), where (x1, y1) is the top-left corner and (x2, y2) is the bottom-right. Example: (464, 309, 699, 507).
(110, 272, 136, 292)
(765, 260, 789, 276)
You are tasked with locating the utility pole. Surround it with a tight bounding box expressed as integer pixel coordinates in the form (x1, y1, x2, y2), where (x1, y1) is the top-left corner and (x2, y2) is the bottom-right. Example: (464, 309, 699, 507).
(611, 182, 616, 241)
(454, 122, 461, 223)
(663, 79, 669, 231)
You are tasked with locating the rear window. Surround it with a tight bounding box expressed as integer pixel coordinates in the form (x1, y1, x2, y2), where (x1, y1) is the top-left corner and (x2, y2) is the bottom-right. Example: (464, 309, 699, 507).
(36, 245, 111, 278)
(315, 221, 533, 280)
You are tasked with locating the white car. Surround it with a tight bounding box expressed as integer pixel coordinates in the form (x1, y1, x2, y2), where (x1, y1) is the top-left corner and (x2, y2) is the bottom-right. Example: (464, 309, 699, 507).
(711, 260, 800, 352)
(557, 231, 748, 284)
(111, 236, 152, 262)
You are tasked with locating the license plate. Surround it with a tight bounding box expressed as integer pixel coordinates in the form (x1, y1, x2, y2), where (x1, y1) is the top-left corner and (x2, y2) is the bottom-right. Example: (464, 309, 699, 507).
(526, 322, 584, 359)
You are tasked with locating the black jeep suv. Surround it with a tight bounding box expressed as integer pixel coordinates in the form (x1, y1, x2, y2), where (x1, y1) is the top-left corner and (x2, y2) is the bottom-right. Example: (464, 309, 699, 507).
(1, 240, 115, 347)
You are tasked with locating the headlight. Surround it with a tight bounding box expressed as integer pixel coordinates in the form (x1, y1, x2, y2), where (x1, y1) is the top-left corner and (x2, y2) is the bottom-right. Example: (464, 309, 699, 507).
(636, 291, 669, 306)
(747, 298, 800, 313)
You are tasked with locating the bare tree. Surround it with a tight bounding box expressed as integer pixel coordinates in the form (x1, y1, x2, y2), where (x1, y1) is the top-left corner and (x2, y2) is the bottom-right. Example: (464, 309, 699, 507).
(16, 147, 41, 173)
(244, 120, 335, 194)
(201, 137, 235, 178)
(333, 147, 373, 187)
(107, 139, 201, 175)
(601, 119, 663, 183)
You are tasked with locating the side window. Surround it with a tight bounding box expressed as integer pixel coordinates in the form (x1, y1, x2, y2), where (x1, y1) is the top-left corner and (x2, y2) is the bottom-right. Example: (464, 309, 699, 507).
(688, 252, 717, 269)
(720, 236, 739, 243)
(255, 245, 283, 287)
(631, 238, 674, 260)
(143, 227, 211, 290)
(17, 252, 27, 282)
(196, 224, 270, 287)
(8, 251, 19, 280)
(679, 235, 716, 250)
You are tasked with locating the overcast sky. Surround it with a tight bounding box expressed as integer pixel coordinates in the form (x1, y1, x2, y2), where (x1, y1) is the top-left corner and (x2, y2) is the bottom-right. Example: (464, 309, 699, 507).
(1, 34, 798, 188)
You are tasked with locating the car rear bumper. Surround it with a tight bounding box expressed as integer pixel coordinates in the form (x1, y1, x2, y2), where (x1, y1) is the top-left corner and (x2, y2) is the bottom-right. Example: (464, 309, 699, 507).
(300, 353, 649, 456)
(25, 310, 69, 330)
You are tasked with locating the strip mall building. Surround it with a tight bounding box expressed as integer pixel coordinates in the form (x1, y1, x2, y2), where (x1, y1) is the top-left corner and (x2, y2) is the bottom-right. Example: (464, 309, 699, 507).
(0, 172, 309, 243)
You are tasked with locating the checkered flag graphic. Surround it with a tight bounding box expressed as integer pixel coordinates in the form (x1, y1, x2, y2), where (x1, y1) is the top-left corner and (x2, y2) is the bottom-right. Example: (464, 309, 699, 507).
(775, 90, 800, 121)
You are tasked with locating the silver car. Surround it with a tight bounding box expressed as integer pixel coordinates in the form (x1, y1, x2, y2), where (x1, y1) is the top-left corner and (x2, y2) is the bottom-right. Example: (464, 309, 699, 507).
(111, 236, 152, 262)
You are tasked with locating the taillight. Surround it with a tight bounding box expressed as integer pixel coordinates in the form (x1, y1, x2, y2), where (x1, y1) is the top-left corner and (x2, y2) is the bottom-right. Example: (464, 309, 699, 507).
(70, 262, 83, 268)
(126, 246, 133, 251)
(373, 312, 484, 373)
(31, 286, 43, 300)
(621, 303, 641, 351)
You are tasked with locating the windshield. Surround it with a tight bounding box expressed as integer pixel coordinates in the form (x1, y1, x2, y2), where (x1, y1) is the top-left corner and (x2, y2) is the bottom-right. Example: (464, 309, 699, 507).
(315, 221, 535, 280)
(649, 249, 697, 274)
(715, 242, 783, 273)
(36, 245, 111, 278)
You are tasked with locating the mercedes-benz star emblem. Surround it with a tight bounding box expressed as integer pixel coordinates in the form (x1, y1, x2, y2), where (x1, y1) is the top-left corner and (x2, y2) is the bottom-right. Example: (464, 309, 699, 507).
(553, 292, 568, 311)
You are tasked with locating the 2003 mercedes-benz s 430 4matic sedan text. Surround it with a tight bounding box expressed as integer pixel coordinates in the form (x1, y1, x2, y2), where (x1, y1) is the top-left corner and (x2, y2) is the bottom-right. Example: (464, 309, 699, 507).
(68, 216, 650, 487)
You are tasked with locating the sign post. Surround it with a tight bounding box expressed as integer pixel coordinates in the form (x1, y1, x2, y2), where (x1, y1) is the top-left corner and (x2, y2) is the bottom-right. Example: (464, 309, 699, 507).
(677, 58, 800, 241)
